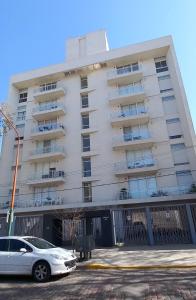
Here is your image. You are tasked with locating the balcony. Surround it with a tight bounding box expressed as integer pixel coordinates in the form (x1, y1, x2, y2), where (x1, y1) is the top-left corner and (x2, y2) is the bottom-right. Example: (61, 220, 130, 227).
(0, 196, 67, 210)
(107, 65, 143, 85)
(108, 84, 145, 105)
(33, 82, 66, 102)
(27, 171, 66, 187)
(112, 133, 154, 150)
(110, 109, 149, 127)
(32, 103, 66, 121)
(31, 123, 65, 140)
(118, 185, 195, 201)
(29, 146, 66, 162)
(114, 157, 157, 177)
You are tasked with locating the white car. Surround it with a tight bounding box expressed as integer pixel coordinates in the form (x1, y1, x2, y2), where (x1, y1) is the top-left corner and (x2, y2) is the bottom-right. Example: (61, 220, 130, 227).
(0, 236, 77, 282)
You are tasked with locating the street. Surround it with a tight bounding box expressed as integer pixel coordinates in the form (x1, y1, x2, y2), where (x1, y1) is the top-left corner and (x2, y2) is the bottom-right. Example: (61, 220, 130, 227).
(0, 269, 196, 300)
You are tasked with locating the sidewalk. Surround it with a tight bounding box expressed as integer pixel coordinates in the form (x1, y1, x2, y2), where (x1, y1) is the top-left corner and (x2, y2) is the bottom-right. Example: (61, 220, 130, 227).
(77, 244, 196, 270)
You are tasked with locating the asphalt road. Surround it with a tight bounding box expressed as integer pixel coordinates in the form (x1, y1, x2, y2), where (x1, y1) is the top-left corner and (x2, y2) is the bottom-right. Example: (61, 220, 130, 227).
(0, 269, 196, 300)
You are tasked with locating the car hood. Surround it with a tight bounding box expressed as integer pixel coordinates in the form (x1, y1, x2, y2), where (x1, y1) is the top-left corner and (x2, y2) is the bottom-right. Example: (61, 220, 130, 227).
(36, 247, 76, 259)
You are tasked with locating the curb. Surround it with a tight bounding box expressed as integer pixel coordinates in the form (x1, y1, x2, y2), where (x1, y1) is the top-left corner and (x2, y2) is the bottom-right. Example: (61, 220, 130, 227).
(79, 263, 196, 270)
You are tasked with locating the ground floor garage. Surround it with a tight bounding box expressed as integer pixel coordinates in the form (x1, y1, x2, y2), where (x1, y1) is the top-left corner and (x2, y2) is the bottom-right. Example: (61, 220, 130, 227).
(1, 201, 196, 247)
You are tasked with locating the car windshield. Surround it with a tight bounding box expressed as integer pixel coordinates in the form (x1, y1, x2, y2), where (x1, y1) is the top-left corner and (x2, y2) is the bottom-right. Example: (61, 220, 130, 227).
(24, 237, 56, 249)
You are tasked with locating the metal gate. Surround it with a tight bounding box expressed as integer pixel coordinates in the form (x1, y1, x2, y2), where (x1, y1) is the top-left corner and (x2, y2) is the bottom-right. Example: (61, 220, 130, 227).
(113, 209, 148, 245)
(14, 216, 43, 237)
(151, 205, 191, 244)
(0, 217, 7, 236)
(62, 218, 86, 244)
(191, 204, 196, 232)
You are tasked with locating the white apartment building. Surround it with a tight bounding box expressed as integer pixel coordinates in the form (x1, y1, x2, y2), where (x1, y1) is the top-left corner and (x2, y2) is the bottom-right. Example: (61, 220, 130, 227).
(0, 30, 196, 246)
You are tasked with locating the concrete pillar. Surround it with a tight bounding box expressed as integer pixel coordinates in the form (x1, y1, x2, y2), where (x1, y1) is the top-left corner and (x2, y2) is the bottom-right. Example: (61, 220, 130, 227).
(186, 204, 196, 244)
(146, 207, 154, 246)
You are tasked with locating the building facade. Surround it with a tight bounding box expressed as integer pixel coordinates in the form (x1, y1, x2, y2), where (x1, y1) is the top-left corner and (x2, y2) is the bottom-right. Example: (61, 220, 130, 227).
(0, 30, 196, 246)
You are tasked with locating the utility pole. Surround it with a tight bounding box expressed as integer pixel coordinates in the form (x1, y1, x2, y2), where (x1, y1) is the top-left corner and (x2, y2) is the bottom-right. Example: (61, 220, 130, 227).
(0, 107, 20, 236)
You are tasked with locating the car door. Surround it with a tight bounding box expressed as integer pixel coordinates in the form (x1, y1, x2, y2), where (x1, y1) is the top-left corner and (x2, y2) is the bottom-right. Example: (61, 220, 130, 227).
(0, 239, 9, 274)
(6, 239, 35, 274)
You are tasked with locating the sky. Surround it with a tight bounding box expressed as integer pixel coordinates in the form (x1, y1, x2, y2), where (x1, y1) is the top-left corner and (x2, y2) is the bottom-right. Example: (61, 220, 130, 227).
(0, 0, 196, 133)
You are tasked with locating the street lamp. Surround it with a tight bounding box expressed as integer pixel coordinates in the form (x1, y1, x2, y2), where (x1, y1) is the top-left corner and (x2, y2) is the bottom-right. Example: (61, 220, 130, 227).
(0, 106, 20, 236)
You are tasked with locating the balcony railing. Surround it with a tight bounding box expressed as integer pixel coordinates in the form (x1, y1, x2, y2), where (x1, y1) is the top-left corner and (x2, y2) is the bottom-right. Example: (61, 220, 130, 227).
(0, 196, 66, 209)
(32, 123, 65, 134)
(109, 84, 144, 99)
(113, 132, 151, 145)
(114, 157, 155, 171)
(111, 108, 147, 119)
(118, 185, 195, 200)
(29, 171, 65, 181)
(33, 103, 65, 113)
(30, 145, 65, 156)
(108, 64, 140, 78)
(34, 82, 59, 94)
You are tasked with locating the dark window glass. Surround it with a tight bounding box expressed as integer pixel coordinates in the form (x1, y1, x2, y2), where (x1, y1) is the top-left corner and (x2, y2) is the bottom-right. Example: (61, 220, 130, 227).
(83, 182, 92, 202)
(155, 60, 168, 73)
(15, 136, 24, 141)
(169, 135, 183, 139)
(24, 237, 56, 249)
(7, 239, 32, 252)
(81, 76, 88, 89)
(82, 114, 89, 129)
(82, 135, 90, 152)
(81, 94, 89, 108)
(0, 239, 8, 251)
(83, 157, 91, 177)
(19, 92, 28, 103)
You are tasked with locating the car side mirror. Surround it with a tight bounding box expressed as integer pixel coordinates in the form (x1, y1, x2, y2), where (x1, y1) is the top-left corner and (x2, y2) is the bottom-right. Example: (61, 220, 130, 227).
(20, 248, 27, 253)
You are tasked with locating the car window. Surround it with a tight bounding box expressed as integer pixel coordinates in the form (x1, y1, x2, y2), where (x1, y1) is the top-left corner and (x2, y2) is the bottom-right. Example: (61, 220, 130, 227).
(24, 237, 56, 249)
(7, 239, 33, 252)
(0, 239, 8, 251)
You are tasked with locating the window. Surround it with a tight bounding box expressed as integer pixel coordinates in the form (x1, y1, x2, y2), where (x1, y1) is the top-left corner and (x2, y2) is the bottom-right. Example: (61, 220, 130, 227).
(121, 102, 146, 117)
(162, 95, 178, 115)
(128, 176, 157, 198)
(162, 95, 175, 102)
(83, 182, 92, 202)
(17, 111, 26, 121)
(81, 76, 88, 89)
(82, 157, 91, 177)
(166, 117, 182, 140)
(81, 94, 89, 108)
(126, 149, 154, 168)
(0, 239, 8, 251)
(40, 82, 57, 92)
(171, 143, 189, 166)
(166, 118, 180, 124)
(116, 62, 139, 74)
(82, 114, 89, 129)
(16, 124, 25, 129)
(176, 170, 193, 187)
(82, 134, 90, 152)
(15, 136, 24, 141)
(169, 135, 183, 139)
(158, 75, 173, 93)
(7, 239, 32, 252)
(11, 165, 21, 170)
(155, 57, 168, 73)
(18, 90, 28, 103)
(123, 124, 149, 141)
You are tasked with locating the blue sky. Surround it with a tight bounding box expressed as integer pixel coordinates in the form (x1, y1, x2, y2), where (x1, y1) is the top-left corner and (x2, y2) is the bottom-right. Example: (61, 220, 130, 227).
(0, 0, 195, 131)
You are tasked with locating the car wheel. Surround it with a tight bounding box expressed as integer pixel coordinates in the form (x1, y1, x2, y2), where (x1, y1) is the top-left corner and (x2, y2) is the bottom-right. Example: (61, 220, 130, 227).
(33, 261, 51, 282)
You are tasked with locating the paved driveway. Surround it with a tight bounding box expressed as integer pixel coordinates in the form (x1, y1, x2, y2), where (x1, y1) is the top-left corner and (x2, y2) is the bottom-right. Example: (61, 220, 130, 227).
(0, 269, 196, 300)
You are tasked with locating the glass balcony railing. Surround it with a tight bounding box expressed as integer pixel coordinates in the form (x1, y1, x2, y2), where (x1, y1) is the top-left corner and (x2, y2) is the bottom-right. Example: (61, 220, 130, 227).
(111, 108, 147, 119)
(108, 64, 141, 78)
(118, 185, 195, 200)
(33, 103, 65, 113)
(123, 132, 151, 142)
(109, 84, 144, 99)
(114, 156, 155, 171)
(32, 123, 65, 133)
(34, 82, 64, 94)
(30, 146, 65, 156)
